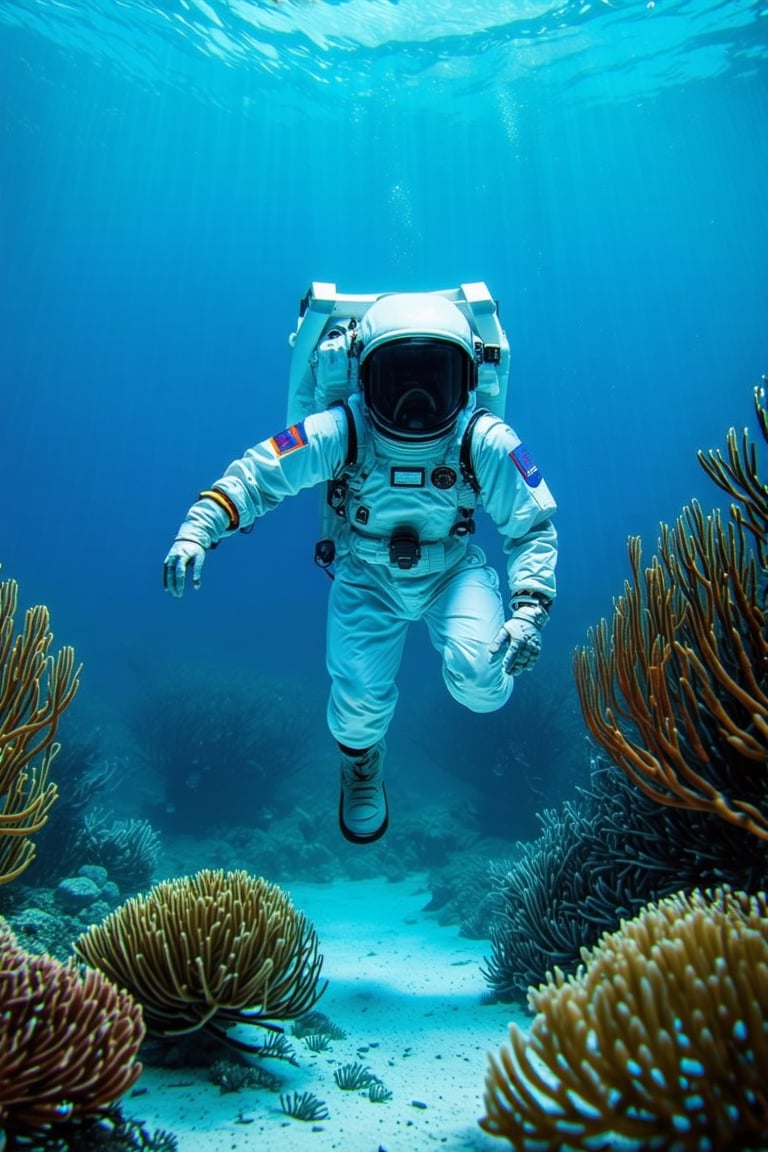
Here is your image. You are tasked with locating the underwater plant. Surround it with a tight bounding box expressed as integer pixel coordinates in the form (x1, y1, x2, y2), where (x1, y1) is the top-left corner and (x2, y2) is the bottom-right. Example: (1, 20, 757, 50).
(79, 812, 161, 889)
(0, 916, 144, 1135)
(368, 1081, 393, 1102)
(481, 887, 768, 1150)
(303, 1031, 332, 1052)
(482, 756, 768, 999)
(575, 385, 768, 840)
(333, 1061, 376, 1090)
(0, 1107, 179, 1152)
(292, 1008, 347, 1040)
(255, 1031, 299, 1064)
(30, 739, 117, 887)
(0, 572, 80, 884)
(425, 844, 508, 936)
(279, 1091, 329, 1121)
(484, 389, 768, 999)
(73, 868, 325, 1046)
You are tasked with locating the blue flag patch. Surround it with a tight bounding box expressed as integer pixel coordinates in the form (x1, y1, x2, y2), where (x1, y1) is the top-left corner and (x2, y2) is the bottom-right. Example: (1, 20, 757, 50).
(510, 443, 542, 487)
(270, 422, 308, 457)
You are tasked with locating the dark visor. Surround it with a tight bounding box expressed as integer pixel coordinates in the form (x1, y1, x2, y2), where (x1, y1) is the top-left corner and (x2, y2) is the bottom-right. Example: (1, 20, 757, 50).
(363, 338, 471, 440)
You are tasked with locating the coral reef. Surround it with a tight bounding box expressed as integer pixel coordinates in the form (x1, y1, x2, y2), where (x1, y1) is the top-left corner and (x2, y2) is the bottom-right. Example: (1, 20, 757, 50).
(480, 887, 768, 1150)
(423, 839, 514, 936)
(130, 666, 316, 833)
(0, 917, 144, 1137)
(575, 385, 768, 840)
(29, 715, 116, 887)
(160, 798, 486, 888)
(411, 660, 583, 840)
(5, 867, 126, 961)
(0, 573, 80, 883)
(1, 1107, 178, 1152)
(482, 756, 768, 999)
(208, 1056, 283, 1093)
(73, 868, 325, 1046)
(482, 390, 768, 1000)
(79, 812, 161, 890)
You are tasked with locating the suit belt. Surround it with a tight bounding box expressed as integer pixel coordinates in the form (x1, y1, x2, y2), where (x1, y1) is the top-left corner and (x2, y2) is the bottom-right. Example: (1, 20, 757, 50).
(348, 532, 465, 574)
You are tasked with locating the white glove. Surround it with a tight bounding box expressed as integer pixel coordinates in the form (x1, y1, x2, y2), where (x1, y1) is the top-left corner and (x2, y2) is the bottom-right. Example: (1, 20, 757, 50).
(489, 601, 549, 676)
(163, 538, 206, 598)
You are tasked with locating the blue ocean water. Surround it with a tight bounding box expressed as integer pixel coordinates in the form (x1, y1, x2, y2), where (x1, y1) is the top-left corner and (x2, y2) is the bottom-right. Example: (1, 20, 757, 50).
(1, 0, 767, 840)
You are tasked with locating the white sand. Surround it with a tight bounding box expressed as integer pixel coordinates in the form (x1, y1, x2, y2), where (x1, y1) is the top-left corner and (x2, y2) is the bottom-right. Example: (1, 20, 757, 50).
(129, 875, 529, 1152)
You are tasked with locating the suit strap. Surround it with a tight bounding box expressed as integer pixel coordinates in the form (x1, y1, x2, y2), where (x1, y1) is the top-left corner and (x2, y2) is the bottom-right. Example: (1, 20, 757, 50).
(459, 408, 491, 494)
(331, 398, 358, 469)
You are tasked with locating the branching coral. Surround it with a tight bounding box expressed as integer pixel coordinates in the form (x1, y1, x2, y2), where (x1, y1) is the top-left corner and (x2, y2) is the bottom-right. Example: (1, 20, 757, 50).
(0, 916, 144, 1133)
(575, 386, 768, 840)
(482, 756, 768, 999)
(481, 887, 768, 1150)
(698, 376, 768, 565)
(0, 574, 80, 883)
(80, 812, 161, 889)
(74, 868, 326, 1046)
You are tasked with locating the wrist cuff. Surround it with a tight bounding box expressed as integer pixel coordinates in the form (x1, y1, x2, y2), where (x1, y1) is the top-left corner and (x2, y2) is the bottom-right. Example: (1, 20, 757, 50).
(511, 602, 550, 630)
(199, 488, 240, 531)
(511, 589, 552, 614)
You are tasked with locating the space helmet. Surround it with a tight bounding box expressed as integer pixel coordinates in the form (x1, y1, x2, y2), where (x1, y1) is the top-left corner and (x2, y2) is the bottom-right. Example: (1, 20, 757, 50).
(359, 293, 477, 441)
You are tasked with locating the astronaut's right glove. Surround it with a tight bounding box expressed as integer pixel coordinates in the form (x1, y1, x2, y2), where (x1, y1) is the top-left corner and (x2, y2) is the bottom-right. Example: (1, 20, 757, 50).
(163, 538, 207, 598)
(488, 594, 550, 676)
(163, 489, 238, 598)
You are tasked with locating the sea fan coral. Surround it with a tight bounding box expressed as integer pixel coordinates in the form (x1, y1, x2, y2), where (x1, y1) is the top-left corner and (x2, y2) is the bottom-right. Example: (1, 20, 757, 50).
(480, 887, 768, 1150)
(74, 868, 325, 1044)
(0, 917, 144, 1132)
(0, 573, 80, 883)
(575, 387, 768, 840)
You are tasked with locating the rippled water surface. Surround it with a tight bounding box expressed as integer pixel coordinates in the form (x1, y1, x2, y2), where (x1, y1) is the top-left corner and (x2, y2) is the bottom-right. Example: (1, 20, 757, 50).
(2, 0, 765, 118)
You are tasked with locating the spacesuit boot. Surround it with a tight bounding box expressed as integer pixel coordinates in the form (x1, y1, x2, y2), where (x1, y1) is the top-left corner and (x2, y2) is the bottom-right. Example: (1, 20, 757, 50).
(338, 741, 389, 845)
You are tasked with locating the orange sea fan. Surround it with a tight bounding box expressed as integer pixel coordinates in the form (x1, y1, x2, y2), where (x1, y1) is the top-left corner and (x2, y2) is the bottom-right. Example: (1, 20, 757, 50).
(480, 887, 768, 1150)
(0, 574, 80, 883)
(574, 387, 768, 841)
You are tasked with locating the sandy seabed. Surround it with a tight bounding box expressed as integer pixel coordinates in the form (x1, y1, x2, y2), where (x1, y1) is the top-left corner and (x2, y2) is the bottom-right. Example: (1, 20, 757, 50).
(129, 874, 528, 1152)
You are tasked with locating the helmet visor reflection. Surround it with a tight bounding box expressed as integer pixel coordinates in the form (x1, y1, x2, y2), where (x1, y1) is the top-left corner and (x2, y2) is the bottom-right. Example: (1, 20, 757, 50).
(363, 338, 471, 439)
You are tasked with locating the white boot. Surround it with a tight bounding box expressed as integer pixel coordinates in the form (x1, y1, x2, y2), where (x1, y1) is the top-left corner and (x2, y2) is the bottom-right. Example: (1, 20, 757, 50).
(339, 742, 389, 844)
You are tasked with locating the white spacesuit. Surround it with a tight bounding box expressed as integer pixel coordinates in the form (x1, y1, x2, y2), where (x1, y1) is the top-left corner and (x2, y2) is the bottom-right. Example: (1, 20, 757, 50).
(164, 291, 557, 845)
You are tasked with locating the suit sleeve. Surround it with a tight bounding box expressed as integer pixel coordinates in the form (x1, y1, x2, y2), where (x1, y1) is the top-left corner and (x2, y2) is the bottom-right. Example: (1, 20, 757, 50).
(470, 414, 558, 605)
(175, 407, 349, 549)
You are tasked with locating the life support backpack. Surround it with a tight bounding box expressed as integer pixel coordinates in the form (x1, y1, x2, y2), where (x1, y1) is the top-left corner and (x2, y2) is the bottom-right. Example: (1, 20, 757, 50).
(285, 282, 510, 575)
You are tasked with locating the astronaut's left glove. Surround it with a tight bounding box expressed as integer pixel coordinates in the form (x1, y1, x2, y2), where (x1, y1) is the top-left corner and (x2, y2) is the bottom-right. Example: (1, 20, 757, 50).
(489, 594, 551, 676)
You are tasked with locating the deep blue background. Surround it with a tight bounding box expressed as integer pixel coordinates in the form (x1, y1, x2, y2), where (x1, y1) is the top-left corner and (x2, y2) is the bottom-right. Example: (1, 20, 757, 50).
(1, 6, 766, 836)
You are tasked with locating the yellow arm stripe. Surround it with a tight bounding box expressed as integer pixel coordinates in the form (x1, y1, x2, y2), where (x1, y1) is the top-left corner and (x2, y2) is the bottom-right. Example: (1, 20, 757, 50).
(199, 489, 240, 531)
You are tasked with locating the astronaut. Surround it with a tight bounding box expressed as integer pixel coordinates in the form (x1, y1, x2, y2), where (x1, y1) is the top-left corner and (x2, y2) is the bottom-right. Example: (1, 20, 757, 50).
(163, 292, 557, 845)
